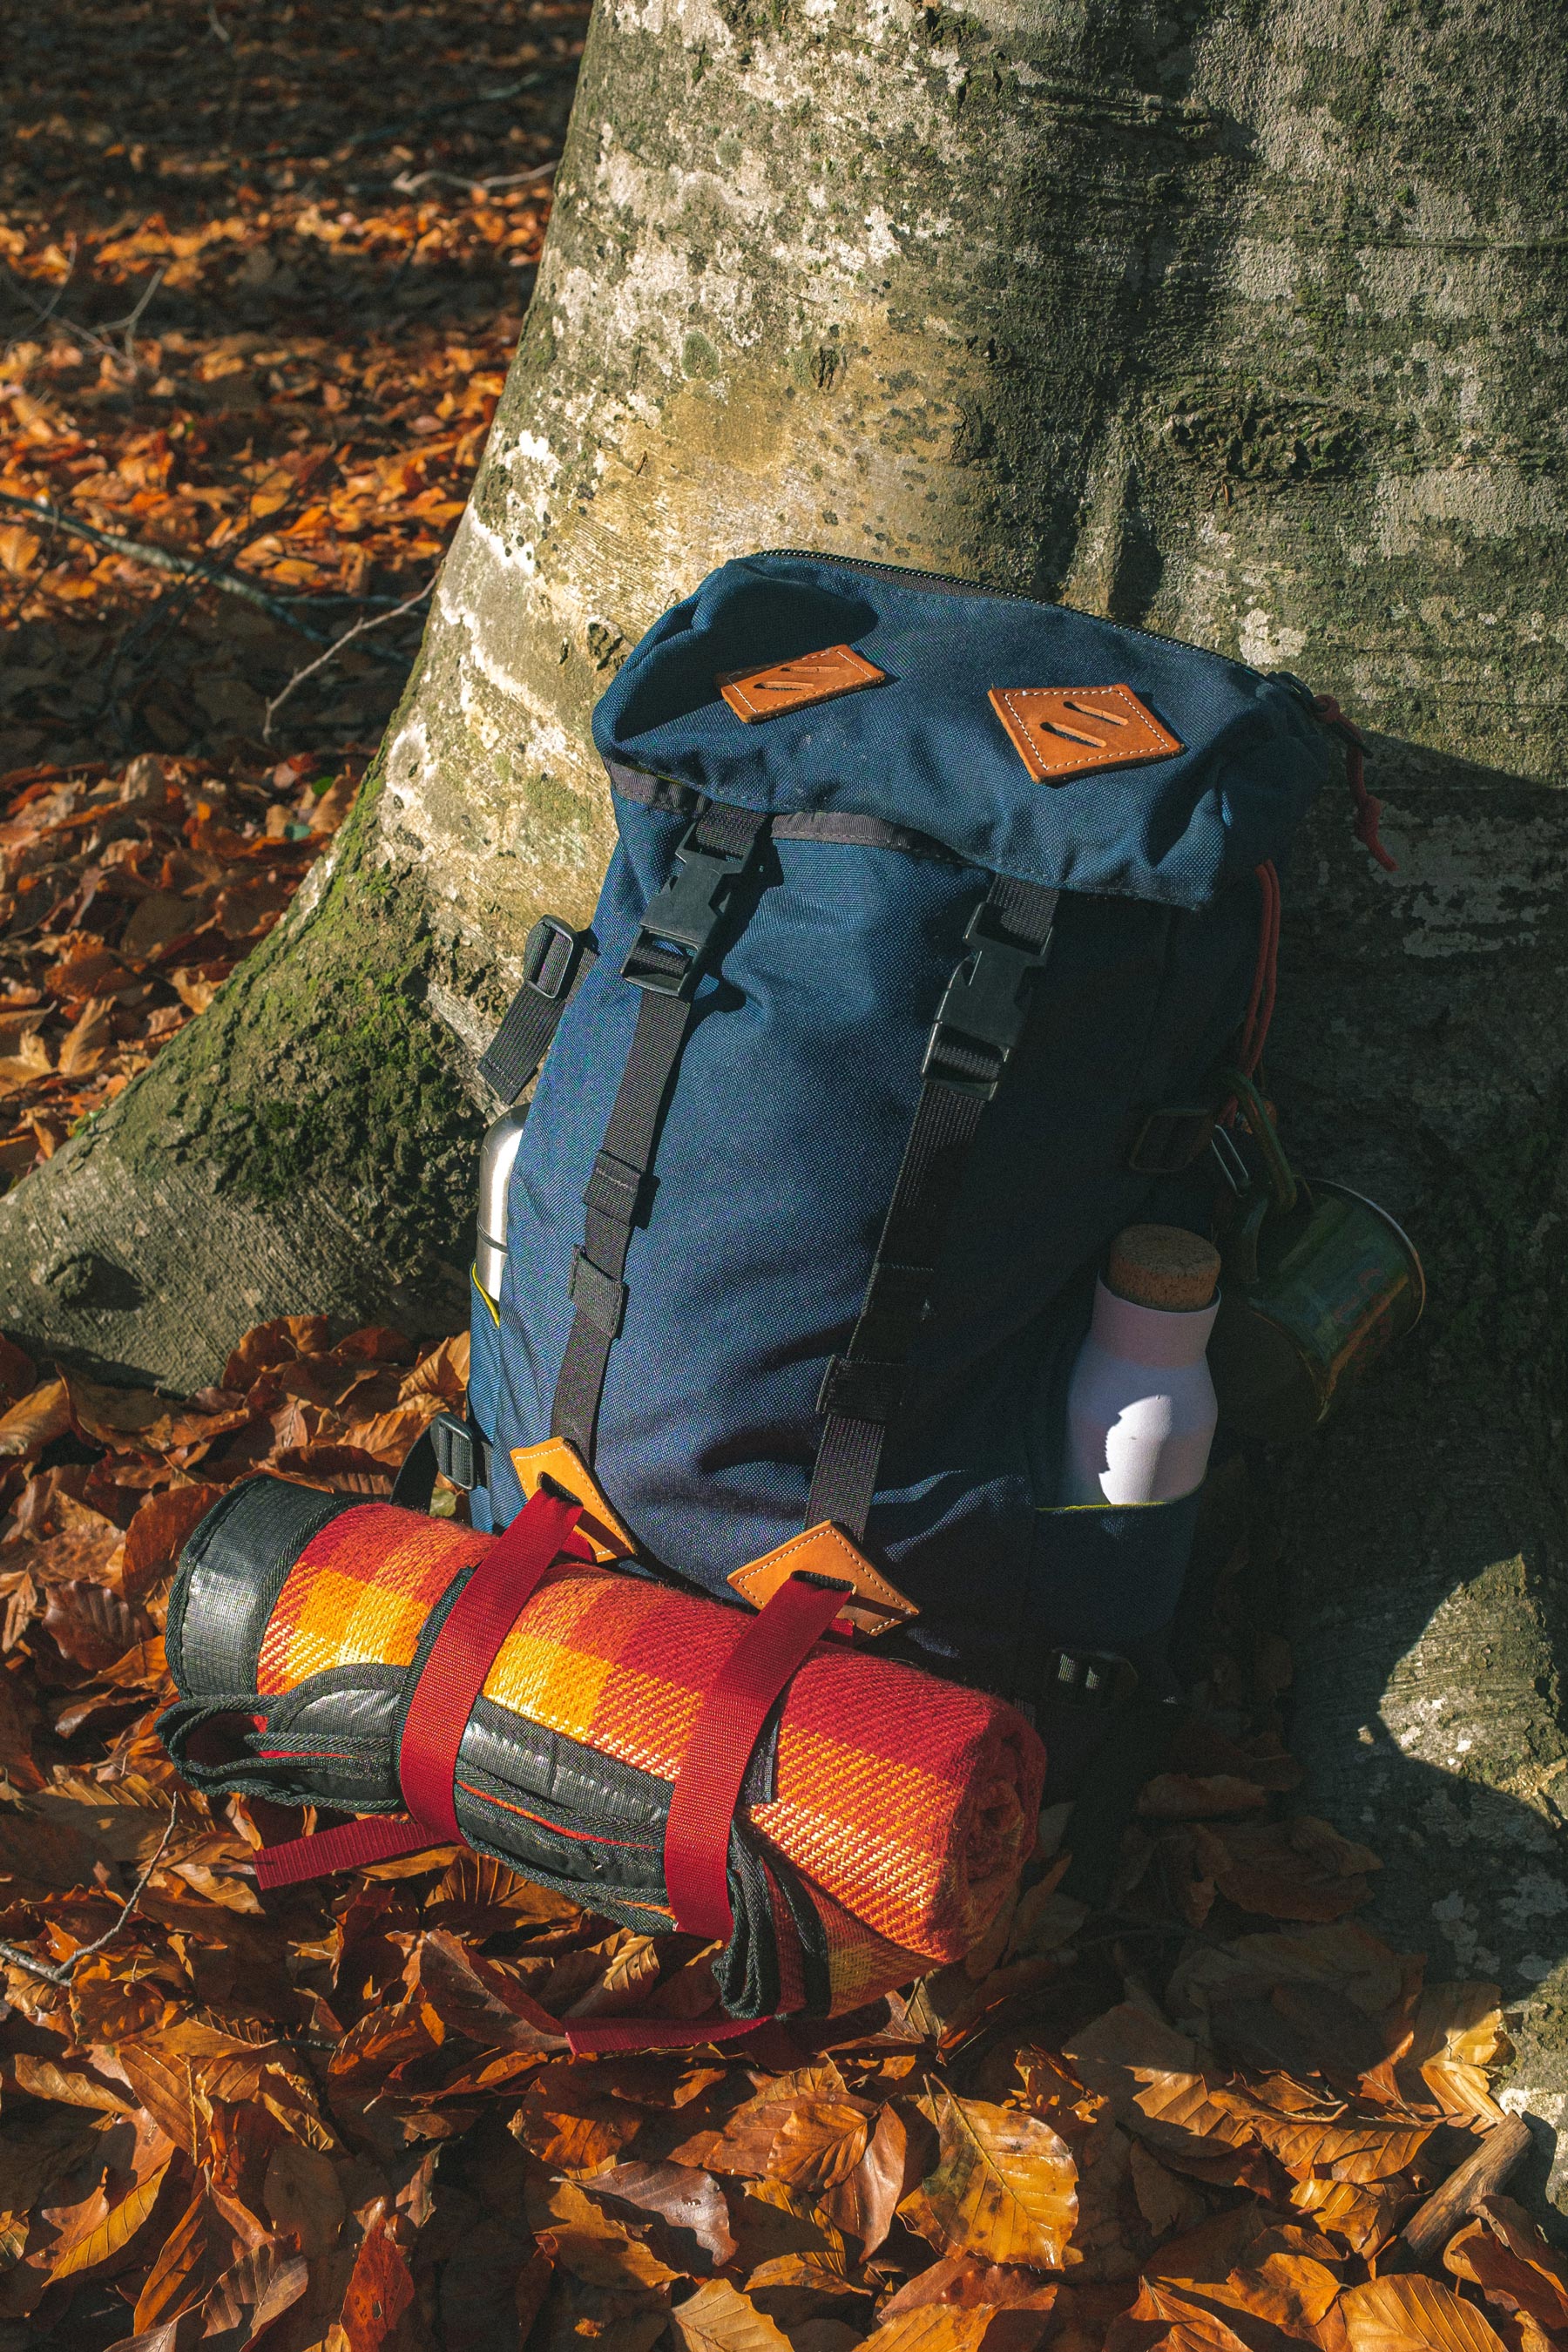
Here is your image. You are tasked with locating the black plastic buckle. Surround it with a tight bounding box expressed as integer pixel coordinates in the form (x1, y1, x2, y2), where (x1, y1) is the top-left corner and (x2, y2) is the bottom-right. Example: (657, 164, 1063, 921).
(523, 913, 582, 1003)
(430, 1409, 487, 1493)
(922, 902, 1054, 1098)
(1128, 1104, 1217, 1176)
(1042, 1647, 1139, 1713)
(622, 817, 756, 999)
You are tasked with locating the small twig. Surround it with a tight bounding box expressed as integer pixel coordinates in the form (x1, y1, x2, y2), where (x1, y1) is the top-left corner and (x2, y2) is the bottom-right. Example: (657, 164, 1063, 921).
(330, 65, 576, 158)
(117, 267, 166, 370)
(206, 0, 233, 41)
(389, 159, 558, 195)
(0, 491, 405, 659)
(1382, 2112, 1533, 2273)
(0, 490, 334, 639)
(264, 577, 434, 737)
(3, 254, 162, 384)
(0, 1799, 179, 1990)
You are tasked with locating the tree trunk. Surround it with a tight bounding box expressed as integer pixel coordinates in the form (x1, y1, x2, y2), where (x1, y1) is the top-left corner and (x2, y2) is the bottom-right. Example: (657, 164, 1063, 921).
(7, 0, 1568, 2195)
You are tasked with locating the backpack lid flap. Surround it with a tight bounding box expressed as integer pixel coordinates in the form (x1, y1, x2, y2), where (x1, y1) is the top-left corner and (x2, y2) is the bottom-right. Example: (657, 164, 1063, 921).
(591, 554, 1335, 908)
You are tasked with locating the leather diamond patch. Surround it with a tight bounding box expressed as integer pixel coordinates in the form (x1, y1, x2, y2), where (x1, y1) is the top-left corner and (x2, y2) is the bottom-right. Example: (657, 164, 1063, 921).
(989, 685, 1183, 783)
(719, 643, 886, 723)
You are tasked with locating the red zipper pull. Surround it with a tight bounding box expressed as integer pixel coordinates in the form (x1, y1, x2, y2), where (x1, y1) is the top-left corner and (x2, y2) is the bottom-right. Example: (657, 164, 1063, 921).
(1313, 693, 1396, 873)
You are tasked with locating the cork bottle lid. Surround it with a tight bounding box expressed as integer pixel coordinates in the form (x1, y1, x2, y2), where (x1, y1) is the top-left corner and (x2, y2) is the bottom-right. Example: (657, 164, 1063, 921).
(1106, 1223, 1220, 1312)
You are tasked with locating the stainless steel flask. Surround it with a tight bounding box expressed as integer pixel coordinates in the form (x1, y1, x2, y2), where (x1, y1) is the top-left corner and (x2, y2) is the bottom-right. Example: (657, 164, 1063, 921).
(476, 1109, 526, 1301)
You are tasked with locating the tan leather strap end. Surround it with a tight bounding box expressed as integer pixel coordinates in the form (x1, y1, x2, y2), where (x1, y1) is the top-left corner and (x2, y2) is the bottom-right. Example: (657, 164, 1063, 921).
(510, 1437, 637, 1564)
(727, 1523, 919, 1636)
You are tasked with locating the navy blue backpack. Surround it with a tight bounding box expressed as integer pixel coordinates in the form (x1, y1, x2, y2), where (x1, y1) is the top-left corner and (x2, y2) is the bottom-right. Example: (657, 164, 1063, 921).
(411, 554, 1339, 1707)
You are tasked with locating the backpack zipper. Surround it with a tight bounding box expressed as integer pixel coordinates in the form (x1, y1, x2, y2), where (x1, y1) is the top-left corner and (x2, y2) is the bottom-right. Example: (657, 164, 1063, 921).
(756, 547, 1301, 695)
(753, 551, 1382, 862)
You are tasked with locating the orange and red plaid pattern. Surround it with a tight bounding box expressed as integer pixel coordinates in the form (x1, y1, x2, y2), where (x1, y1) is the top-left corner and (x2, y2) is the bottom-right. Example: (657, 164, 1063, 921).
(257, 1502, 1042, 1994)
(258, 1504, 489, 1692)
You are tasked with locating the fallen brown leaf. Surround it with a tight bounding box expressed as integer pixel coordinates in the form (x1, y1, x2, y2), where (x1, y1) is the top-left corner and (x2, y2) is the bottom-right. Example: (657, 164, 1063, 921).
(902, 2085, 1078, 2270)
(1339, 2273, 1509, 2349)
(671, 2277, 794, 2352)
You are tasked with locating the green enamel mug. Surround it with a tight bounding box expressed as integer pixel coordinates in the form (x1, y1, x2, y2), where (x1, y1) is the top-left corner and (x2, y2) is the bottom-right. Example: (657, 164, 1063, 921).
(1206, 1077, 1425, 1443)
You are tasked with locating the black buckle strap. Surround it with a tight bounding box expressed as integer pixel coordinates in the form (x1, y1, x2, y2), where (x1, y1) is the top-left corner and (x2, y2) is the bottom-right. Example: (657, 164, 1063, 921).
(392, 1410, 494, 1510)
(477, 915, 596, 1102)
(1127, 1104, 1218, 1176)
(431, 1409, 490, 1493)
(524, 914, 580, 1001)
(583, 1149, 651, 1223)
(816, 1356, 909, 1423)
(552, 803, 773, 1462)
(568, 1249, 627, 1338)
(1042, 1647, 1139, 1713)
(922, 897, 1055, 1100)
(807, 874, 1058, 1542)
(622, 812, 764, 999)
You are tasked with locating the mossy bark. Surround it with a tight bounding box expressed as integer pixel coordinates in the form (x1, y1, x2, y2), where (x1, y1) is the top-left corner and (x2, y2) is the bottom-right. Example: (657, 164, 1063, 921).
(4, 0, 1568, 2189)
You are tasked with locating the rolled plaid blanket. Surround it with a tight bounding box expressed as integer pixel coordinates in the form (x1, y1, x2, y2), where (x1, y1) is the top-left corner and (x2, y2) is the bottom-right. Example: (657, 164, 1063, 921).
(159, 1475, 1044, 2026)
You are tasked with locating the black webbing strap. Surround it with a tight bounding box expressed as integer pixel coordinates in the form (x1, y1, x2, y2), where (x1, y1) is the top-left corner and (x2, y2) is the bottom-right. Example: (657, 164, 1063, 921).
(807, 874, 1059, 1541)
(391, 1410, 495, 1511)
(477, 916, 597, 1103)
(551, 801, 773, 1462)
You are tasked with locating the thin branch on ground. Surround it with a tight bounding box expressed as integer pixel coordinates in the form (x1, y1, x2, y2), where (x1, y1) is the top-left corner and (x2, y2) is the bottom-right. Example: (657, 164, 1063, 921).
(117, 267, 166, 373)
(0, 1799, 179, 1989)
(3, 255, 166, 382)
(331, 64, 577, 158)
(264, 577, 435, 737)
(390, 159, 558, 195)
(0, 491, 409, 659)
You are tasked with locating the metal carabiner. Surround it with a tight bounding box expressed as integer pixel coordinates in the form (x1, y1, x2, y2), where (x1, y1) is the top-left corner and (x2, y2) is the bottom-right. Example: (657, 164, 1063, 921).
(1219, 1069, 1300, 1218)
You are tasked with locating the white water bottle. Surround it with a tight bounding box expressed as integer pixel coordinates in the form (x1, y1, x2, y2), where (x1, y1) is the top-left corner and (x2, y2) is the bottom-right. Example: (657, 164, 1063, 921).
(1062, 1225, 1221, 1505)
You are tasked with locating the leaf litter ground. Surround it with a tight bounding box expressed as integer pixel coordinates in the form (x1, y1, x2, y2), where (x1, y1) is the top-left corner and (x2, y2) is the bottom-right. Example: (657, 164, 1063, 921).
(0, 3, 1556, 2349)
(0, 1327, 1549, 2352)
(1, 0, 583, 1193)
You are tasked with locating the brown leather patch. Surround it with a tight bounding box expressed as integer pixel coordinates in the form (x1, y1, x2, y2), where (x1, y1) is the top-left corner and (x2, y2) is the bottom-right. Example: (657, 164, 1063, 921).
(719, 644, 886, 723)
(510, 1437, 637, 1565)
(989, 685, 1182, 783)
(727, 1522, 919, 1637)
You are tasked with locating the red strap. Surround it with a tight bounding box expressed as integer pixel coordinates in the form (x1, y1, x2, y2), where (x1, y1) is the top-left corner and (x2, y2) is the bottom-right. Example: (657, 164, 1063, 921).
(256, 1811, 435, 1890)
(1235, 861, 1280, 1081)
(661, 1574, 848, 1941)
(397, 1485, 584, 1839)
(254, 1487, 585, 1889)
(1314, 693, 1397, 873)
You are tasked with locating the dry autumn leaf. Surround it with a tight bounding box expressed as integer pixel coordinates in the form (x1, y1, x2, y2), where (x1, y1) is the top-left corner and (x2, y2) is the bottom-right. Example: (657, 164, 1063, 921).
(1444, 2193, 1568, 2335)
(533, 2174, 681, 2294)
(0, 1380, 70, 1459)
(822, 2102, 920, 2256)
(582, 2163, 738, 2272)
(671, 2278, 795, 2352)
(902, 2086, 1078, 2269)
(261, 2138, 346, 2261)
(876, 2255, 1061, 2323)
(872, 2309, 1023, 2352)
(1339, 2274, 1511, 2350)
(44, 2146, 172, 2283)
(705, 2090, 876, 2190)
(130, 2186, 235, 2332)
(337, 2205, 420, 2352)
